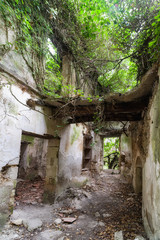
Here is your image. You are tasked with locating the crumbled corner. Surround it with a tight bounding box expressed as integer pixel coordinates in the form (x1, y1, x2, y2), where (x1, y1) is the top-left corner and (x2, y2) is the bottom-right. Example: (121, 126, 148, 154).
(0, 165, 18, 219)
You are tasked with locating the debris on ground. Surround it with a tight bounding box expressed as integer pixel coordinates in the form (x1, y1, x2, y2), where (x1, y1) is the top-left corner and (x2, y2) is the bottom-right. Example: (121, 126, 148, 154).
(0, 170, 148, 240)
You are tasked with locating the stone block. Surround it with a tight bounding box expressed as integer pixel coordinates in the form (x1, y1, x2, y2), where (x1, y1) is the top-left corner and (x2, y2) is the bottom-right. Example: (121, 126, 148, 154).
(0, 184, 13, 212)
(0, 213, 8, 230)
(4, 166, 18, 180)
(114, 231, 123, 240)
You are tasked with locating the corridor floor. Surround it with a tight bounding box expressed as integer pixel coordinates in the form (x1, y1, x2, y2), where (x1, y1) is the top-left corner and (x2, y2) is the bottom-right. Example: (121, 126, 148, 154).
(0, 170, 147, 240)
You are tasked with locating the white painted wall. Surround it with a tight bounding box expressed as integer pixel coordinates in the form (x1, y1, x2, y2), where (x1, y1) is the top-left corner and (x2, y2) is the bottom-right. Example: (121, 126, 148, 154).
(0, 79, 48, 171)
(58, 124, 84, 183)
(142, 67, 160, 239)
(119, 133, 132, 180)
(0, 18, 37, 89)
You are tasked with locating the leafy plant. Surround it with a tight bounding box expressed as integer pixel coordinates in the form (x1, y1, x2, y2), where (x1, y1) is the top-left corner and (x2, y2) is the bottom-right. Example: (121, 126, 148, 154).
(0, 0, 159, 97)
(103, 137, 120, 169)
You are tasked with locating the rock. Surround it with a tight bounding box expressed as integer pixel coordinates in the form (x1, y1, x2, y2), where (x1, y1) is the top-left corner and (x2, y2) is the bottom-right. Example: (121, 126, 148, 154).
(98, 221, 105, 227)
(60, 209, 73, 214)
(78, 215, 86, 220)
(83, 191, 92, 199)
(0, 231, 19, 240)
(103, 213, 111, 218)
(62, 217, 76, 223)
(87, 220, 98, 229)
(95, 212, 100, 217)
(114, 231, 123, 240)
(57, 237, 65, 240)
(127, 197, 134, 201)
(10, 219, 23, 226)
(72, 198, 82, 209)
(134, 236, 145, 240)
(54, 218, 62, 224)
(70, 176, 88, 188)
(10, 210, 21, 221)
(37, 229, 63, 240)
(23, 218, 42, 231)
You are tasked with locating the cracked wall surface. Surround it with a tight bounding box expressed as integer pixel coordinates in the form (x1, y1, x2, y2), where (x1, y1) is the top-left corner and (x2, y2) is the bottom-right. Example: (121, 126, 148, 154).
(121, 67, 160, 240)
(0, 76, 57, 227)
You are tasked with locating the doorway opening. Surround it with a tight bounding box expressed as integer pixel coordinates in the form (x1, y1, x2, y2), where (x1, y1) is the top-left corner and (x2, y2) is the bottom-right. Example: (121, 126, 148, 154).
(15, 133, 48, 204)
(103, 137, 120, 170)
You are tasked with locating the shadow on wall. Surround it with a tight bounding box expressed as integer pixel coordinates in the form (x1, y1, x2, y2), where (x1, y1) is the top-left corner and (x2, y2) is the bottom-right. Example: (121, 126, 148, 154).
(135, 156, 142, 194)
(18, 135, 48, 180)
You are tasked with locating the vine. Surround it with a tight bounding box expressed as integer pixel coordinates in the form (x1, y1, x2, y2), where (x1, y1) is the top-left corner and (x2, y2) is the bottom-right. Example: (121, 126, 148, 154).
(0, 0, 159, 98)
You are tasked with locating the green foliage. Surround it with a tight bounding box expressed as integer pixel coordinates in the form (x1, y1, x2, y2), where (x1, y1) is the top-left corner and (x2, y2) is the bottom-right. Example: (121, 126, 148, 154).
(0, 0, 159, 96)
(0, 0, 52, 90)
(43, 45, 62, 97)
(74, 0, 159, 89)
(104, 0, 160, 79)
(103, 137, 120, 169)
(104, 137, 119, 156)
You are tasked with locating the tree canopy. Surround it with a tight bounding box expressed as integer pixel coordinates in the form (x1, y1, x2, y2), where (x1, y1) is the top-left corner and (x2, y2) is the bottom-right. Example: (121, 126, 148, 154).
(0, 0, 159, 96)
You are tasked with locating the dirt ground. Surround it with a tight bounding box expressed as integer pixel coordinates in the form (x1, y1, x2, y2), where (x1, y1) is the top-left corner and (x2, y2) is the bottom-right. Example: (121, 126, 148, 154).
(0, 170, 148, 240)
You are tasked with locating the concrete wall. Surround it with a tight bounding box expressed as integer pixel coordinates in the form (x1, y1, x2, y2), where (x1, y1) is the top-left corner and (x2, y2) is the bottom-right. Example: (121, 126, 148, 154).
(142, 68, 160, 239)
(18, 136, 48, 180)
(57, 124, 84, 193)
(0, 17, 103, 228)
(124, 67, 160, 239)
(0, 18, 37, 89)
(0, 76, 59, 227)
(91, 133, 103, 173)
(119, 133, 132, 181)
(57, 124, 103, 195)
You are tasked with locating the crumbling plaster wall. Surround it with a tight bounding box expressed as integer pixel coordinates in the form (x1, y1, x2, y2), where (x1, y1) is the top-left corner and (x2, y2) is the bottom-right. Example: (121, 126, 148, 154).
(125, 67, 160, 239)
(142, 68, 160, 240)
(57, 124, 84, 193)
(18, 136, 48, 180)
(57, 54, 104, 195)
(91, 133, 103, 173)
(62, 54, 95, 97)
(0, 76, 57, 226)
(119, 133, 132, 181)
(57, 123, 104, 195)
(0, 16, 63, 220)
(0, 18, 37, 89)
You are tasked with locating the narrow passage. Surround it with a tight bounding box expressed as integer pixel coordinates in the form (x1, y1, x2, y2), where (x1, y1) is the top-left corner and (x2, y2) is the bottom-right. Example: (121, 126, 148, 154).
(1, 170, 147, 240)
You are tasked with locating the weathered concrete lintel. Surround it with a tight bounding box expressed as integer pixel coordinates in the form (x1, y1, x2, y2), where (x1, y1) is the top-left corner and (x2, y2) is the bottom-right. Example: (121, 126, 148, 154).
(67, 112, 142, 123)
(41, 63, 159, 122)
(99, 129, 126, 137)
(22, 130, 60, 139)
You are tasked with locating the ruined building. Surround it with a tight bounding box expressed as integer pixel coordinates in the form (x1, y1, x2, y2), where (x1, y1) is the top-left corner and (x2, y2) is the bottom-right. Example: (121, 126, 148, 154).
(0, 14, 160, 240)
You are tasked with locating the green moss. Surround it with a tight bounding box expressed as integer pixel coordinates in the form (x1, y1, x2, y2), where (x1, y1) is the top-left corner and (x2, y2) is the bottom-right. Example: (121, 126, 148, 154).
(42, 190, 55, 203)
(9, 205, 14, 214)
(8, 102, 18, 115)
(22, 135, 34, 144)
(26, 172, 36, 181)
(27, 156, 31, 166)
(13, 180, 17, 189)
(72, 178, 88, 188)
(121, 135, 129, 144)
(0, 213, 8, 230)
(71, 126, 80, 145)
(12, 58, 24, 72)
